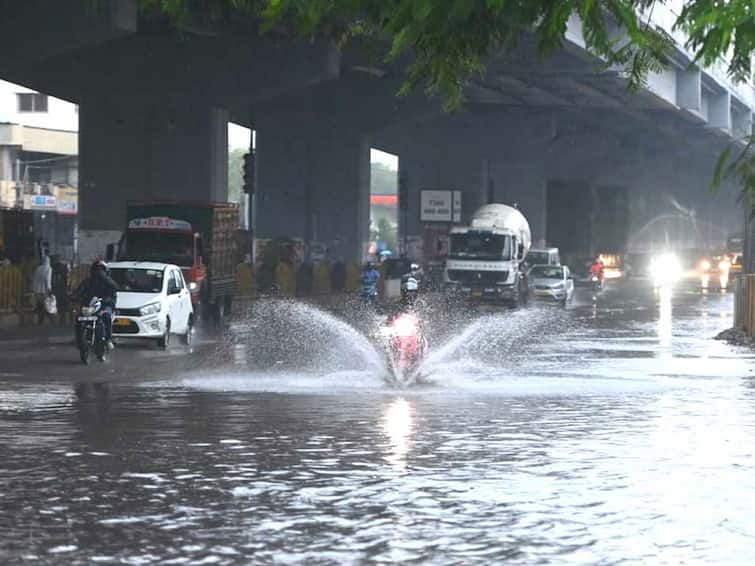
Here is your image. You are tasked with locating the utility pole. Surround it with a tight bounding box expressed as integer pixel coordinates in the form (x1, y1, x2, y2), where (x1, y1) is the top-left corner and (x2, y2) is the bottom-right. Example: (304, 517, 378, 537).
(243, 150, 256, 263)
(398, 169, 408, 257)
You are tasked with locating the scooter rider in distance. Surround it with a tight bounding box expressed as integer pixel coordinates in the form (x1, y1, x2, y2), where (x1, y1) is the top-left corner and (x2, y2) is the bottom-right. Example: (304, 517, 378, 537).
(360, 261, 380, 305)
(76, 260, 118, 350)
(590, 255, 605, 290)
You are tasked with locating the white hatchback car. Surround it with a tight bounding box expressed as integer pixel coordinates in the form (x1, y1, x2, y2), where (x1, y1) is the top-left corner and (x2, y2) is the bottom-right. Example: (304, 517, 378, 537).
(108, 261, 194, 348)
(528, 264, 575, 304)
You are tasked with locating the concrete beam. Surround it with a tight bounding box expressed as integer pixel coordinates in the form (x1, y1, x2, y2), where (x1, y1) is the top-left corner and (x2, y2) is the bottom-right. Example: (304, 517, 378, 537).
(708, 91, 732, 133)
(676, 68, 702, 116)
(0, 0, 136, 69)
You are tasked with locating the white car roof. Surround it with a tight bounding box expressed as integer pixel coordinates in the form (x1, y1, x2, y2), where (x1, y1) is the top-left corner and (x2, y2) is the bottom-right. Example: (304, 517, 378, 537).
(108, 261, 178, 271)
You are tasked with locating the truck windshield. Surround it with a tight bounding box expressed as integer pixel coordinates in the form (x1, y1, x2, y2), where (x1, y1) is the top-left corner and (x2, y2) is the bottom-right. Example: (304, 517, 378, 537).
(124, 231, 194, 267)
(450, 232, 511, 260)
(110, 268, 164, 293)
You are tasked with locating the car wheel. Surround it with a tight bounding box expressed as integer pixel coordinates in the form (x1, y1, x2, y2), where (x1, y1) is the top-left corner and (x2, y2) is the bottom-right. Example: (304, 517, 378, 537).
(183, 315, 194, 346)
(158, 318, 171, 350)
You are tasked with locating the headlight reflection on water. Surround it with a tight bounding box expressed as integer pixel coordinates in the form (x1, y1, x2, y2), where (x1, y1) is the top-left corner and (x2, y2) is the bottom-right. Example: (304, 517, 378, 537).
(382, 397, 413, 470)
(657, 287, 673, 355)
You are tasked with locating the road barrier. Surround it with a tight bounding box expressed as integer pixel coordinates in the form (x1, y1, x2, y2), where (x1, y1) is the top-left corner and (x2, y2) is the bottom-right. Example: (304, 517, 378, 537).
(0, 265, 23, 312)
(0, 260, 366, 324)
(735, 274, 755, 337)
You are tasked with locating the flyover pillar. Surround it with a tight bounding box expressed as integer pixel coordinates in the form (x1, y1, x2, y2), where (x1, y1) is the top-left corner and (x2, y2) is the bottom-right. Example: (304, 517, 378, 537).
(256, 124, 370, 262)
(77, 95, 228, 259)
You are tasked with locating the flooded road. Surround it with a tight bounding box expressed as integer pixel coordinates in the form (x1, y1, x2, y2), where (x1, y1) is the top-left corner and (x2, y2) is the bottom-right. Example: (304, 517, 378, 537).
(1, 281, 754, 564)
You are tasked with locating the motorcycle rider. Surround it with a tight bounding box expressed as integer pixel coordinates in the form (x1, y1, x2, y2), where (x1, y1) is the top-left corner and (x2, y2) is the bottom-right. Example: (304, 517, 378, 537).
(75, 260, 118, 349)
(360, 261, 380, 303)
(590, 255, 605, 287)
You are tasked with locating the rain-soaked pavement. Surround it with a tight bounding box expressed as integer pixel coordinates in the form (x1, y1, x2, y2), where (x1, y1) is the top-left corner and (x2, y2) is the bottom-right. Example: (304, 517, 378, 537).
(1, 280, 754, 564)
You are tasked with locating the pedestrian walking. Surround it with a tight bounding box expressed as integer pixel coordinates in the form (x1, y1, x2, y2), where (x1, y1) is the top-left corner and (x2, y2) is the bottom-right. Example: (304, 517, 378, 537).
(31, 255, 53, 325)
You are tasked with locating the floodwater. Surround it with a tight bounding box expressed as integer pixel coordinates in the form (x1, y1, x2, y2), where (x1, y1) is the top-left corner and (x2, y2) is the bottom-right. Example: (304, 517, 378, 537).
(1, 281, 754, 564)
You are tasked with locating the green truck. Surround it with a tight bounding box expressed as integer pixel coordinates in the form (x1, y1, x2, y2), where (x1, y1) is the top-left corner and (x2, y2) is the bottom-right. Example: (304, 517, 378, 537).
(113, 201, 239, 321)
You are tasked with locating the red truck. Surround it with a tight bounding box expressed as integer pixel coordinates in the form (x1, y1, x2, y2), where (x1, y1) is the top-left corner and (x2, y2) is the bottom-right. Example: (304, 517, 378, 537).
(111, 201, 239, 322)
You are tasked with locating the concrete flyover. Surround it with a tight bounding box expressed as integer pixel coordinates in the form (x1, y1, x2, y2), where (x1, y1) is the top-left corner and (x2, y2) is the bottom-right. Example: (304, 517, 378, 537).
(0, 0, 750, 262)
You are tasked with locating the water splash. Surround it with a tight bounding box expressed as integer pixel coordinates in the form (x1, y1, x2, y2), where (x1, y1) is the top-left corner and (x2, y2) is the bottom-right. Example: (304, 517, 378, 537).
(232, 300, 386, 377)
(419, 305, 575, 385)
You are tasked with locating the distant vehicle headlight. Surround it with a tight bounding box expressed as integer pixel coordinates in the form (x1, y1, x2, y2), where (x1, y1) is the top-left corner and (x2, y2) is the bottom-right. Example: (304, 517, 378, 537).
(139, 302, 162, 316)
(719, 260, 731, 272)
(650, 253, 682, 286)
(699, 259, 711, 271)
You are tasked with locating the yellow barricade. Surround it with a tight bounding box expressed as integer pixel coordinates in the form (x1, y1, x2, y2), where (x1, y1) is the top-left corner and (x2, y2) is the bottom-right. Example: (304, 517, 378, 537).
(236, 263, 256, 299)
(69, 264, 90, 292)
(275, 262, 296, 296)
(345, 262, 361, 293)
(0, 265, 23, 311)
(313, 263, 331, 295)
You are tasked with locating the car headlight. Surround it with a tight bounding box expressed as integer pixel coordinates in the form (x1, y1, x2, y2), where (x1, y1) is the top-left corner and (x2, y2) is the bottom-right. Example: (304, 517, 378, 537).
(552, 283, 565, 290)
(139, 302, 162, 316)
(719, 260, 731, 272)
(699, 259, 711, 271)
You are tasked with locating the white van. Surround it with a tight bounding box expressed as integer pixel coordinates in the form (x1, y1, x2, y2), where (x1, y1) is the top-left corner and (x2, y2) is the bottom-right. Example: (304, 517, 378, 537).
(526, 248, 560, 267)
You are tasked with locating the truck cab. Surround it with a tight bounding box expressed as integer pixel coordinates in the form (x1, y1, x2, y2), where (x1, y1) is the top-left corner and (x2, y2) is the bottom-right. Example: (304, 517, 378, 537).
(444, 204, 531, 305)
(116, 217, 206, 306)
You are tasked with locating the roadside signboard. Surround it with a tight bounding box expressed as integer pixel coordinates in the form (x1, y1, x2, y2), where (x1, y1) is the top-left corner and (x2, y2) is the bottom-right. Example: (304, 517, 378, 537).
(420, 189, 462, 222)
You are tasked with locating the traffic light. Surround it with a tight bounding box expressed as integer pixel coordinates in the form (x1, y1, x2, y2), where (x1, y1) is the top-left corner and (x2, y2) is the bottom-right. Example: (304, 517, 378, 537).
(243, 151, 255, 194)
(398, 169, 408, 211)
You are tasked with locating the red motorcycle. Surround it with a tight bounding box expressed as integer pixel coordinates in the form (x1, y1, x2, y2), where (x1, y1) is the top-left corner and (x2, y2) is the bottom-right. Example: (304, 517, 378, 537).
(382, 313, 428, 380)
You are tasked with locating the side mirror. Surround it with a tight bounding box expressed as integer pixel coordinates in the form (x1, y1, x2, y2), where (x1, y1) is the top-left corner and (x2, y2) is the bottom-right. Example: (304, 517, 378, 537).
(105, 243, 115, 262)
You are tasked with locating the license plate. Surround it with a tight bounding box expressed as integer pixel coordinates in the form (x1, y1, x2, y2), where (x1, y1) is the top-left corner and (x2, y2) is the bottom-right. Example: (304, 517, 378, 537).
(113, 318, 131, 327)
(77, 316, 97, 322)
(471, 290, 483, 298)
(535, 289, 551, 296)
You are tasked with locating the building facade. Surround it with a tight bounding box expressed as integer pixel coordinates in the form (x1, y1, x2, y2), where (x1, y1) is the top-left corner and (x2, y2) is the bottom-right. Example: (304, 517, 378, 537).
(0, 80, 78, 261)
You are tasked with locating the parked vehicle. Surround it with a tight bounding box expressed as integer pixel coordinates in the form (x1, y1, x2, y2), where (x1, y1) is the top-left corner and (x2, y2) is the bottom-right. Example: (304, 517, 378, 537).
(444, 204, 531, 306)
(108, 261, 194, 349)
(526, 248, 560, 268)
(111, 201, 238, 322)
(76, 297, 109, 364)
(529, 264, 574, 304)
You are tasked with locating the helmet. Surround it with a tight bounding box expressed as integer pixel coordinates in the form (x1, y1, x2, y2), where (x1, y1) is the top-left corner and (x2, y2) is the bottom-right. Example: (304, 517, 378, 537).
(401, 276, 419, 302)
(410, 263, 419, 272)
(91, 259, 108, 275)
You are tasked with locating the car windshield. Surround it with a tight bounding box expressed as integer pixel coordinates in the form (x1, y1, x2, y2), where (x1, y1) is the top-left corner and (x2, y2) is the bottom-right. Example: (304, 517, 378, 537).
(530, 266, 563, 279)
(124, 231, 194, 267)
(110, 268, 164, 293)
(450, 232, 510, 260)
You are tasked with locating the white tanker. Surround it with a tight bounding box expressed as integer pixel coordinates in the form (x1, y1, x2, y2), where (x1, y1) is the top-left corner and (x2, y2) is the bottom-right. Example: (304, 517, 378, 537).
(444, 204, 531, 305)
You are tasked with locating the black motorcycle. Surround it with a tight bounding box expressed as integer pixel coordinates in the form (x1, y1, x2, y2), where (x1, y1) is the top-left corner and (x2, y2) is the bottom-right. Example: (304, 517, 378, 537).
(76, 297, 108, 364)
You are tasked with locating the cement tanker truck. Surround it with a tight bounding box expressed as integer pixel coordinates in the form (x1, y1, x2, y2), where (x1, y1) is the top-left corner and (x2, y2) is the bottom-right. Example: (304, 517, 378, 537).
(444, 204, 531, 306)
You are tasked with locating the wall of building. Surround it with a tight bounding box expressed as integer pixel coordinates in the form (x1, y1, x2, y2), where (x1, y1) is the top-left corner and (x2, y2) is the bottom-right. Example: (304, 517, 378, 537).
(0, 79, 77, 131)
